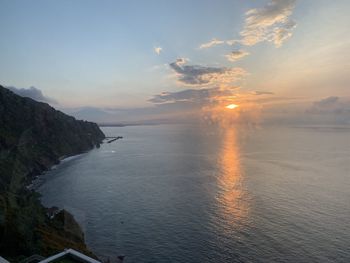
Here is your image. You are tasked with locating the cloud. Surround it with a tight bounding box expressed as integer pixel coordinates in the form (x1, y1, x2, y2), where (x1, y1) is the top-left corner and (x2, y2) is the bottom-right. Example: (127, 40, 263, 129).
(199, 1, 297, 49)
(313, 96, 339, 108)
(149, 87, 239, 104)
(154, 46, 162, 55)
(272, 19, 297, 47)
(252, 91, 275, 95)
(199, 39, 239, 50)
(309, 96, 350, 114)
(226, 50, 250, 62)
(6, 86, 57, 104)
(169, 58, 246, 86)
(199, 38, 225, 49)
(241, 0, 297, 47)
(226, 39, 240, 46)
(174, 57, 188, 65)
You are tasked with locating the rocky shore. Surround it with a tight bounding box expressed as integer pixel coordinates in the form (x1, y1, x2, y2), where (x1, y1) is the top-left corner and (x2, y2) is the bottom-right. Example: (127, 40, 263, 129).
(0, 86, 105, 262)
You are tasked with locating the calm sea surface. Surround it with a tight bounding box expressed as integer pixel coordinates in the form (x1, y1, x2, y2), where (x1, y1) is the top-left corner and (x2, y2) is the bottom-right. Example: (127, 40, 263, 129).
(39, 124, 350, 262)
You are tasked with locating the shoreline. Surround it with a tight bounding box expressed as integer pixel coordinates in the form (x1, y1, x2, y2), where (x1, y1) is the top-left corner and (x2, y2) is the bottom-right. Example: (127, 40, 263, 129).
(30, 149, 100, 260)
(26, 152, 88, 191)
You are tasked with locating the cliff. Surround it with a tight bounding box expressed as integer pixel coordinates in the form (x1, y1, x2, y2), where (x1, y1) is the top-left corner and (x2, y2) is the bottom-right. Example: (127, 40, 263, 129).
(0, 86, 105, 261)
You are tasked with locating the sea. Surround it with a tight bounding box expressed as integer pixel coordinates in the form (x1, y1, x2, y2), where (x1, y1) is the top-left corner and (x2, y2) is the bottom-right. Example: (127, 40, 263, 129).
(38, 124, 350, 263)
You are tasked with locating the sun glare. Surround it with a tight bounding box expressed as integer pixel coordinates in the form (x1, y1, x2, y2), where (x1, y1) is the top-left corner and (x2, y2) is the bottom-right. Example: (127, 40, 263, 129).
(226, 104, 239, 110)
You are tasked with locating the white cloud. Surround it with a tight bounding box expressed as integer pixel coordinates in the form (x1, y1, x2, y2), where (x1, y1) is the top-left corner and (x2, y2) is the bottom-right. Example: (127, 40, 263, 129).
(199, 38, 225, 49)
(6, 86, 57, 104)
(154, 46, 162, 55)
(198, 1, 297, 50)
(225, 50, 250, 62)
(272, 20, 297, 47)
(226, 39, 240, 46)
(241, 0, 297, 47)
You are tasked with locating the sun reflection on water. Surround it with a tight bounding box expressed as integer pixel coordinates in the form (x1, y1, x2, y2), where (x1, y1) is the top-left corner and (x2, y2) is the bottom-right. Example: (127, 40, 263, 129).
(216, 126, 249, 226)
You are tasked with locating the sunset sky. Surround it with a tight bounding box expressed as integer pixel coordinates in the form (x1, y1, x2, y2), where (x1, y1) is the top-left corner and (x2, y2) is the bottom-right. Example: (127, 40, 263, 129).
(1, 0, 349, 124)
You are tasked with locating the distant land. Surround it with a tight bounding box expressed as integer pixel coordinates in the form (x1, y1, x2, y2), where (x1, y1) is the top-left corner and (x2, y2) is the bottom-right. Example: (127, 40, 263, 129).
(0, 85, 105, 261)
(98, 120, 174, 127)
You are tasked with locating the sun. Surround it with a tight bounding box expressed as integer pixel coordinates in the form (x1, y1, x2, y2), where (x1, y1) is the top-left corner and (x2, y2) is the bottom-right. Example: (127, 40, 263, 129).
(226, 104, 239, 110)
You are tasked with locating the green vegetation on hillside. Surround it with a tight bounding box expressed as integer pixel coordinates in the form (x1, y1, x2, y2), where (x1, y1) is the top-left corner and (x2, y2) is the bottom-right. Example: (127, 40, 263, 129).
(0, 86, 105, 261)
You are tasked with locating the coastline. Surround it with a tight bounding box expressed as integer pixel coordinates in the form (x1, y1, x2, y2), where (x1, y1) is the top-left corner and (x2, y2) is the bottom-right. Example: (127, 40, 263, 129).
(24, 149, 101, 260)
(0, 85, 105, 260)
(27, 152, 88, 191)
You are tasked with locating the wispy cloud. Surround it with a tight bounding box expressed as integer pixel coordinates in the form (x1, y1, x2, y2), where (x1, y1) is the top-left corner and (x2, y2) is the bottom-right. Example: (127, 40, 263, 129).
(199, 38, 225, 49)
(199, 39, 240, 49)
(226, 39, 240, 46)
(272, 20, 297, 47)
(241, 0, 297, 47)
(169, 58, 246, 86)
(252, 91, 275, 96)
(154, 46, 162, 55)
(6, 86, 57, 104)
(198, 1, 297, 50)
(225, 50, 250, 62)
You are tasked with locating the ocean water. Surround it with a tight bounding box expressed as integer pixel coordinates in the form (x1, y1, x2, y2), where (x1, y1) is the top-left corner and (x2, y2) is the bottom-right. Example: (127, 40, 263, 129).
(38, 124, 350, 262)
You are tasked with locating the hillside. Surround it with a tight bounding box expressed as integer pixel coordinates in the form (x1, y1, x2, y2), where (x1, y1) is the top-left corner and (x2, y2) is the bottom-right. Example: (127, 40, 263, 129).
(0, 86, 105, 261)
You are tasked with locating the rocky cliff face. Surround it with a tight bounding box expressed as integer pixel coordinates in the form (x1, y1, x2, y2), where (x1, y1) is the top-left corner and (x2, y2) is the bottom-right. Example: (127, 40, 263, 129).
(0, 86, 105, 261)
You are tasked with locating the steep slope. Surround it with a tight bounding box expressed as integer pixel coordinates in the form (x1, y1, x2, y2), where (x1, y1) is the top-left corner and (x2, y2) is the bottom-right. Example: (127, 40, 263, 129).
(0, 86, 105, 261)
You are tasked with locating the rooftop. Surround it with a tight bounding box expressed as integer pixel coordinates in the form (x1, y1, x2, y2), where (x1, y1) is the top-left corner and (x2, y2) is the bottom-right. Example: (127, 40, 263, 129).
(38, 249, 101, 263)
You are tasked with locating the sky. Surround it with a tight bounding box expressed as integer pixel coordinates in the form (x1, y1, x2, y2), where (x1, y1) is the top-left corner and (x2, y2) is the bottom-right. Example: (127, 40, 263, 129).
(1, 0, 349, 125)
